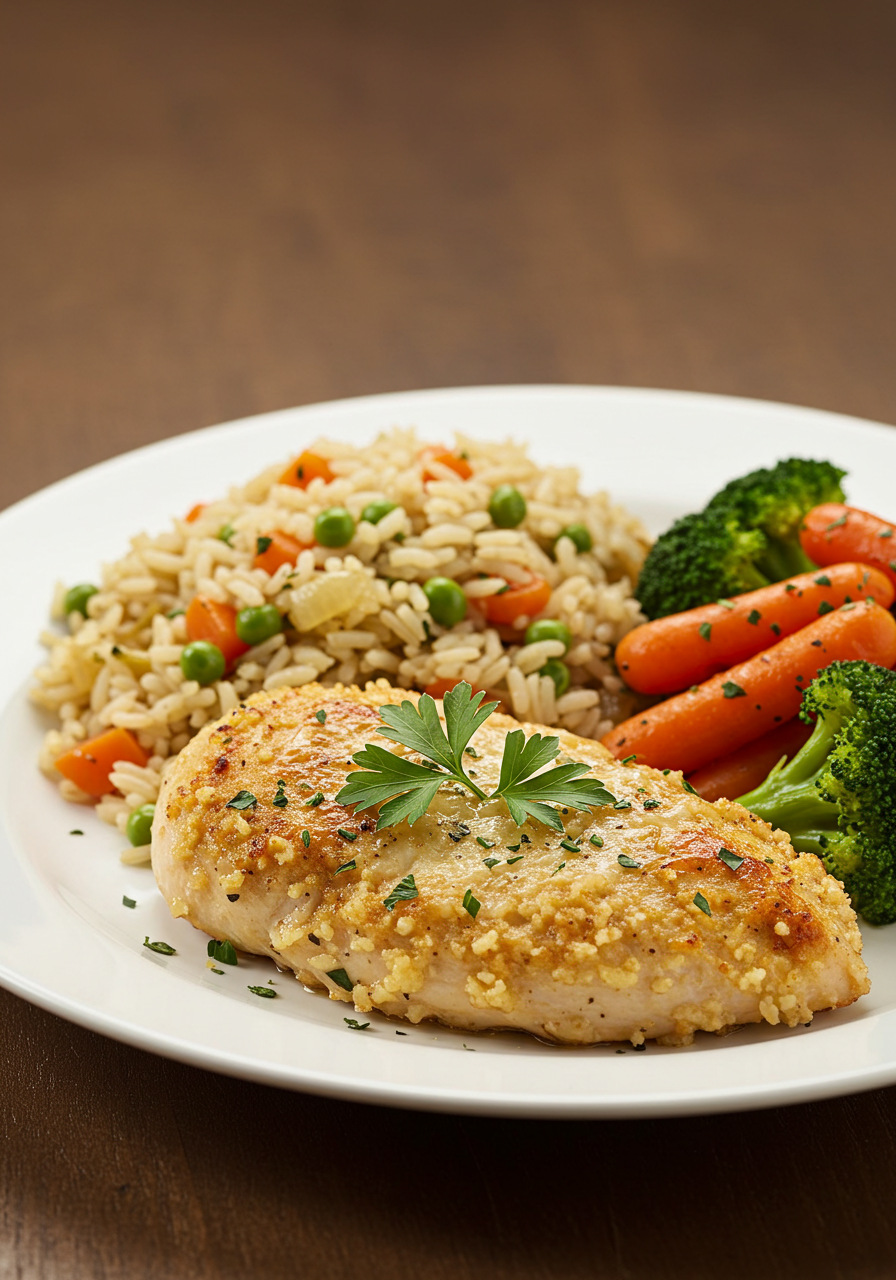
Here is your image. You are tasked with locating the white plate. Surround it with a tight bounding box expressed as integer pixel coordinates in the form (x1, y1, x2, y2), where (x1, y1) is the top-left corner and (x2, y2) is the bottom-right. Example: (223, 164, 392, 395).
(2, 385, 896, 1118)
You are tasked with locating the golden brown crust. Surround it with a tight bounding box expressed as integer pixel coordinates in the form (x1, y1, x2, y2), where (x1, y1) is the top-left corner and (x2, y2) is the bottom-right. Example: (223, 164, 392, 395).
(152, 681, 869, 1045)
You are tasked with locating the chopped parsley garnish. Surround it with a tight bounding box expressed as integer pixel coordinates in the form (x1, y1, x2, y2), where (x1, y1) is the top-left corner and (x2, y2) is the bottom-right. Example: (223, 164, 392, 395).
(721, 681, 746, 698)
(69, 829, 84, 836)
(344, 1018, 370, 1030)
(682, 779, 698, 795)
(716, 598, 735, 609)
(462, 889, 481, 919)
(305, 791, 324, 807)
(693, 892, 712, 916)
(248, 985, 277, 998)
(825, 513, 848, 530)
(301, 829, 311, 847)
(747, 609, 761, 625)
(166, 608, 185, 619)
(272, 779, 288, 808)
(476, 836, 495, 848)
(818, 600, 834, 616)
(698, 622, 712, 641)
(643, 799, 661, 810)
(218, 522, 236, 546)
(560, 837, 581, 853)
(328, 968, 354, 992)
(770, 623, 781, 636)
(209, 966, 224, 975)
(552, 862, 566, 875)
(814, 574, 832, 587)
(207, 939, 238, 965)
(226, 789, 257, 811)
(621, 754, 637, 765)
(613, 800, 632, 810)
(384, 873, 418, 911)
(122, 895, 136, 909)
(880, 528, 894, 538)
(589, 834, 603, 847)
(506, 842, 521, 852)
(718, 848, 745, 872)
(482, 857, 502, 869)
(256, 536, 273, 555)
(143, 937, 176, 955)
(337, 828, 358, 841)
(464, 747, 480, 758)
(315, 709, 328, 724)
(617, 854, 640, 869)
(334, 682, 617, 832)
(505, 855, 524, 865)
(334, 859, 356, 875)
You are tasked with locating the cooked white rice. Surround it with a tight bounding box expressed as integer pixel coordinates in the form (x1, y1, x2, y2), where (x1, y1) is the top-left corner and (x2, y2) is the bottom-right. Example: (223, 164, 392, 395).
(32, 428, 650, 839)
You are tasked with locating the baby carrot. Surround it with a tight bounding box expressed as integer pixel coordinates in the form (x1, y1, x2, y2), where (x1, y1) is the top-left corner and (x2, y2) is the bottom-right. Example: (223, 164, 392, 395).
(601, 600, 896, 773)
(685, 717, 813, 803)
(617, 562, 893, 694)
(54, 726, 148, 797)
(800, 503, 896, 591)
(185, 595, 250, 666)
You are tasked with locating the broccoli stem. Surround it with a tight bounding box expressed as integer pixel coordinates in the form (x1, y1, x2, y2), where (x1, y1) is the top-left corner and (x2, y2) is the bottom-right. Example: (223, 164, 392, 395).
(758, 537, 816, 582)
(736, 713, 840, 854)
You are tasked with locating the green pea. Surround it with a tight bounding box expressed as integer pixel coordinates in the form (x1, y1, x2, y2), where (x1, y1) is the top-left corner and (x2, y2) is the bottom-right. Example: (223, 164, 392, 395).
(126, 803, 156, 848)
(423, 577, 468, 628)
(525, 619, 572, 652)
(180, 640, 226, 685)
(360, 499, 397, 525)
(64, 583, 99, 616)
(314, 507, 355, 548)
(540, 658, 571, 697)
(488, 484, 527, 529)
(236, 604, 283, 646)
(557, 523, 592, 554)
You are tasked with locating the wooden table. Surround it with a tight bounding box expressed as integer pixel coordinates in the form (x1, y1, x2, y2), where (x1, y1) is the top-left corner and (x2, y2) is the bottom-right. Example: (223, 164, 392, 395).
(3, 2, 896, 1275)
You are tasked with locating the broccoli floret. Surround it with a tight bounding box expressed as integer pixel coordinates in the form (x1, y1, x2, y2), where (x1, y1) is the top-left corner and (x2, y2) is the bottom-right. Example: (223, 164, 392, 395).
(706, 457, 846, 581)
(737, 660, 896, 925)
(635, 508, 771, 619)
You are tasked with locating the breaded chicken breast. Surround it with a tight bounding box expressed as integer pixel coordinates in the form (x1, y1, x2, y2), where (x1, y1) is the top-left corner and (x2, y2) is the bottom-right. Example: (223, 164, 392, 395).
(152, 682, 869, 1046)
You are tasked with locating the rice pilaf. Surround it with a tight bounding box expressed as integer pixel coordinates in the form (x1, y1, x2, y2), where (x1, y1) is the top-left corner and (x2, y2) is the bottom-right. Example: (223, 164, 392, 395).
(32, 428, 650, 851)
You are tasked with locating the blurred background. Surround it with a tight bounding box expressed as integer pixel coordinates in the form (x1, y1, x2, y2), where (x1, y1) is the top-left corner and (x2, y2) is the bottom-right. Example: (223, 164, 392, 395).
(4, 4, 896, 1278)
(3, 0, 895, 512)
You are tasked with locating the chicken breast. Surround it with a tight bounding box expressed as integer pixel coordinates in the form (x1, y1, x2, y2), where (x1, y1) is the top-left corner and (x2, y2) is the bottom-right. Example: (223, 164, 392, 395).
(152, 682, 869, 1046)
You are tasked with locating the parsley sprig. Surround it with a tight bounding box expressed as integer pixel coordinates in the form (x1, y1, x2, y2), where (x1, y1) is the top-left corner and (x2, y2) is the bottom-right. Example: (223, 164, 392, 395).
(335, 683, 617, 832)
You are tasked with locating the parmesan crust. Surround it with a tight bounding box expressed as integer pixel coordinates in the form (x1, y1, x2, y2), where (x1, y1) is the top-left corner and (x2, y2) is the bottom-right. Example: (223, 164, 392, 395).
(152, 681, 869, 1046)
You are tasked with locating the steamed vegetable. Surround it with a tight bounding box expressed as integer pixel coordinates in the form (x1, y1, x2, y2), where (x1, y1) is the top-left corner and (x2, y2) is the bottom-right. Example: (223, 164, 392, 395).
(480, 577, 552, 627)
(420, 446, 473, 482)
(601, 600, 896, 773)
(278, 450, 335, 489)
(636, 457, 847, 619)
(800, 502, 896, 591)
(617, 563, 893, 694)
(686, 717, 812, 803)
(737, 661, 896, 925)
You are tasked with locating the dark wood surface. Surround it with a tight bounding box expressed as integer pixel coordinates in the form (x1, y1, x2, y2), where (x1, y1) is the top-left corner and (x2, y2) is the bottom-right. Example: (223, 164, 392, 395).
(3, 2, 896, 1276)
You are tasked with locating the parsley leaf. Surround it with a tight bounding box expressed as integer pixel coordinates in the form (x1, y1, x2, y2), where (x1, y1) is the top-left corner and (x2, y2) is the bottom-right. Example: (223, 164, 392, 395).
(207, 939, 238, 965)
(335, 682, 618, 834)
(226, 790, 257, 811)
(248, 985, 277, 998)
(122, 895, 136, 909)
(334, 859, 356, 875)
(143, 937, 176, 955)
(345, 1017, 370, 1030)
(617, 853, 640, 869)
(693, 892, 712, 916)
(328, 968, 354, 992)
(718, 848, 744, 872)
(384, 873, 418, 911)
(462, 889, 481, 918)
